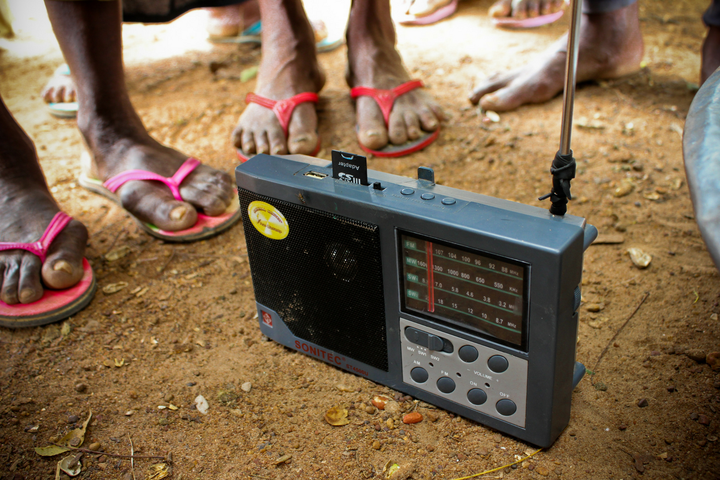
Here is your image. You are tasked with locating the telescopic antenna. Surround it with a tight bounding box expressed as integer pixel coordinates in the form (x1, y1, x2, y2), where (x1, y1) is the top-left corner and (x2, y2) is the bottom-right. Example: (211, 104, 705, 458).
(540, 0, 583, 216)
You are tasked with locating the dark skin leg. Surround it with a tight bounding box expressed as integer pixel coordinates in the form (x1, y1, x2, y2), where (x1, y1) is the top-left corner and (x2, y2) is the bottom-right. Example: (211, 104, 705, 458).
(45, 0, 234, 232)
(232, 0, 325, 156)
(0, 97, 87, 305)
(701, 25, 720, 85)
(470, 2, 644, 112)
(346, 0, 443, 150)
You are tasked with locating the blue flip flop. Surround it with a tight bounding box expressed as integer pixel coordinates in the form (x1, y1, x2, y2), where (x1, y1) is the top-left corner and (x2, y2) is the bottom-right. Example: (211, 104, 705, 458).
(208, 20, 343, 53)
(46, 64, 78, 119)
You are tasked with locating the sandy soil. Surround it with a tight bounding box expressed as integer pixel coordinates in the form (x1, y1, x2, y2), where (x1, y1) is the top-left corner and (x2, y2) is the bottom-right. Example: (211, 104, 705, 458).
(1, 0, 719, 479)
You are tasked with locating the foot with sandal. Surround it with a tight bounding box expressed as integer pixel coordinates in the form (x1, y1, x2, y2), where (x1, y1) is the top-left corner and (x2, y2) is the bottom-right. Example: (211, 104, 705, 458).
(233, 0, 444, 160)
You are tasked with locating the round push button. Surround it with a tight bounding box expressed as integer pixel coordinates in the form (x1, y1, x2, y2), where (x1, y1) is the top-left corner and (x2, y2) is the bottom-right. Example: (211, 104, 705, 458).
(496, 399, 517, 416)
(437, 377, 456, 394)
(467, 388, 487, 406)
(487, 355, 509, 373)
(458, 345, 479, 363)
(420, 193, 435, 200)
(410, 367, 429, 384)
(401, 188, 415, 195)
(441, 198, 456, 205)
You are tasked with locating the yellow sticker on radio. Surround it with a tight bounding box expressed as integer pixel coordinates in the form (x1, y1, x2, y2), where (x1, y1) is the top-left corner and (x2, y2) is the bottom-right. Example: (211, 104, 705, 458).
(248, 201, 289, 240)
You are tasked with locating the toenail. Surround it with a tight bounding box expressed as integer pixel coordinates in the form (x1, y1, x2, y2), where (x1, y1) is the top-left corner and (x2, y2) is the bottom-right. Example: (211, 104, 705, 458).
(170, 206, 188, 221)
(366, 130, 381, 138)
(53, 260, 74, 275)
(19, 289, 36, 302)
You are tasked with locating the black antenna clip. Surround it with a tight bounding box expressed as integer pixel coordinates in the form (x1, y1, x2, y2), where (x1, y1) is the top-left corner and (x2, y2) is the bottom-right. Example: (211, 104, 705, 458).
(539, 150, 576, 216)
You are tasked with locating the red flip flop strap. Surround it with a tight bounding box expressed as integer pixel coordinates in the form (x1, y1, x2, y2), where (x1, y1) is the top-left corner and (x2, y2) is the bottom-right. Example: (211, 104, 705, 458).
(0, 212, 72, 263)
(350, 80, 424, 125)
(103, 158, 201, 202)
(245, 92, 319, 136)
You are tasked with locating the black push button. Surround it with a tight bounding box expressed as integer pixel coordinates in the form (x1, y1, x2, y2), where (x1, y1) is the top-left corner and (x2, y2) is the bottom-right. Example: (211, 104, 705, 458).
(411, 367, 429, 384)
(496, 399, 517, 416)
(467, 388, 487, 405)
(488, 355, 509, 373)
(437, 377, 456, 394)
(458, 345, 479, 363)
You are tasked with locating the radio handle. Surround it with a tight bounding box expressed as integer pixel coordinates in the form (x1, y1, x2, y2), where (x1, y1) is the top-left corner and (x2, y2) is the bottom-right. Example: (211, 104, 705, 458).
(540, 0, 582, 216)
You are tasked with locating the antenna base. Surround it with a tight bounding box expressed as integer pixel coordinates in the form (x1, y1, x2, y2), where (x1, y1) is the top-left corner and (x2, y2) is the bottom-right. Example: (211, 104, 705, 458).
(539, 150, 576, 216)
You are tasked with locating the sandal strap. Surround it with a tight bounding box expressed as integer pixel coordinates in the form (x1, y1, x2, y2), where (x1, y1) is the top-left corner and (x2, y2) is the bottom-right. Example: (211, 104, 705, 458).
(102, 158, 201, 202)
(0, 212, 73, 263)
(245, 92, 320, 136)
(350, 80, 424, 125)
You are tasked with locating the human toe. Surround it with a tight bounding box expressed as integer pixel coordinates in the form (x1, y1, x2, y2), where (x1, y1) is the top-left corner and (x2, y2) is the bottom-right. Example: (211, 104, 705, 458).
(288, 132, 319, 155)
(1, 262, 20, 305)
(41, 219, 88, 290)
(18, 255, 43, 303)
(489, 0, 512, 17)
(181, 171, 234, 216)
(469, 72, 514, 105)
(526, 0, 540, 17)
(479, 86, 529, 112)
(404, 111, 422, 140)
(119, 183, 198, 231)
(356, 98, 390, 150)
(388, 111, 409, 145)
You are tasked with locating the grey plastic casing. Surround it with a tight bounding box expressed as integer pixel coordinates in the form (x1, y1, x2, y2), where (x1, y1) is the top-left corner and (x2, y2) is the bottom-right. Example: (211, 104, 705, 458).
(236, 154, 595, 447)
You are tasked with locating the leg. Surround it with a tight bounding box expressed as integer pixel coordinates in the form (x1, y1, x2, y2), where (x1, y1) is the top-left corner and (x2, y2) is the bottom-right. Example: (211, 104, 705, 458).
(45, 0, 234, 232)
(702, 0, 720, 84)
(0, 96, 87, 304)
(489, 0, 565, 20)
(346, 0, 443, 151)
(231, 0, 324, 156)
(470, 0, 643, 112)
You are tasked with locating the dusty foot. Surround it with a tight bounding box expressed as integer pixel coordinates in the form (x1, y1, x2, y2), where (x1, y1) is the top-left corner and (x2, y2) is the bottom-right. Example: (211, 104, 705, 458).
(701, 25, 720, 84)
(346, 1, 443, 150)
(0, 118, 87, 304)
(470, 3, 643, 112)
(402, 0, 453, 18)
(489, 0, 565, 20)
(41, 64, 77, 104)
(79, 106, 234, 232)
(231, 4, 324, 156)
(205, 1, 261, 38)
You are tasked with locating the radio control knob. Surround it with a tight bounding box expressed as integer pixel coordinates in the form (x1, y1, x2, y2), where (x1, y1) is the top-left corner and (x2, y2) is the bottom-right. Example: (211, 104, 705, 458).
(467, 388, 487, 405)
(496, 399, 517, 416)
(458, 345, 479, 363)
(487, 355, 509, 373)
(436, 376, 456, 394)
(410, 367, 429, 384)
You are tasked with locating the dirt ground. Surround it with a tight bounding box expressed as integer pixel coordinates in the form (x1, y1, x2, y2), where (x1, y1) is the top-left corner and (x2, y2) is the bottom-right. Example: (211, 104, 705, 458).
(1, 0, 720, 478)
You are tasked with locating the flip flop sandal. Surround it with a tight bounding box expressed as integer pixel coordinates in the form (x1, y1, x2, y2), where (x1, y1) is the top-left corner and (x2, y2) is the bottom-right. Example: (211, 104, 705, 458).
(492, 9, 564, 28)
(209, 20, 344, 53)
(350, 80, 440, 158)
(46, 64, 79, 119)
(236, 92, 321, 162)
(397, 0, 459, 26)
(78, 158, 241, 242)
(0, 212, 97, 328)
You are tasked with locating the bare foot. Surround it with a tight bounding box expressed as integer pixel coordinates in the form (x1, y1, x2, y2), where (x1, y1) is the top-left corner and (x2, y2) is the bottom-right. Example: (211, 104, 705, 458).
(231, 0, 324, 156)
(41, 64, 77, 104)
(489, 0, 565, 20)
(346, 0, 443, 151)
(403, 0, 453, 18)
(470, 2, 643, 112)
(205, 1, 261, 38)
(702, 25, 720, 85)
(0, 100, 87, 304)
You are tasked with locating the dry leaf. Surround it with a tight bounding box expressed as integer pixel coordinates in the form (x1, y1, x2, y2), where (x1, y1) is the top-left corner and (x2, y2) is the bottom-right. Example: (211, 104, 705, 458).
(383, 461, 401, 478)
(274, 454, 292, 465)
(114, 358, 125, 367)
(58, 453, 82, 476)
(35, 411, 92, 456)
(324, 406, 349, 426)
(105, 245, 131, 262)
(147, 463, 171, 480)
(102, 282, 128, 295)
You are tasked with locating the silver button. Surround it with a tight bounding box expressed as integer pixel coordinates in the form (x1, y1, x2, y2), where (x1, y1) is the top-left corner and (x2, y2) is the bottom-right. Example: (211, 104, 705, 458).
(421, 193, 435, 200)
(441, 198, 456, 205)
(401, 188, 415, 195)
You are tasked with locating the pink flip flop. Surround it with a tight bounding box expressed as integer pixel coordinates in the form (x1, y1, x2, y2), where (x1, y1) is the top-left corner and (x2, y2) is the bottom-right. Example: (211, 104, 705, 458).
(350, 80, 440, 158)
(492, 9, 564, 28)
(236, 92, 321, 162)
(397, 0, 459, 26)
(0, 212, 96, 328)
(78, 158, 241, 242)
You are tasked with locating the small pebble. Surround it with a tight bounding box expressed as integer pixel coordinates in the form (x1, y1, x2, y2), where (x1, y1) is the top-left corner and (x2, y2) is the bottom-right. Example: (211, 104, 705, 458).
(535, 465, 550, 476)
(637, 398, 649, 408)
(241, 382, 252, 393)
(698, 414, 711, 426)
(372, 440, 381, 450)
(67, 415, 79, 423)
(74, 383, 88, 393)
(88, 442, 101, 451)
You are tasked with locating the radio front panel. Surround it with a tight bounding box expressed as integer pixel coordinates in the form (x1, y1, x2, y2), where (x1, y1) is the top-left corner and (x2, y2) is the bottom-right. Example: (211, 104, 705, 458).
(237, 154, 595, 447)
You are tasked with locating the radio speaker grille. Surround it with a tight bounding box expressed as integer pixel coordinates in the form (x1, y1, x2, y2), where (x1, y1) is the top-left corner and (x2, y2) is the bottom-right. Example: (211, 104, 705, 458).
(239, 189, 388, 372)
